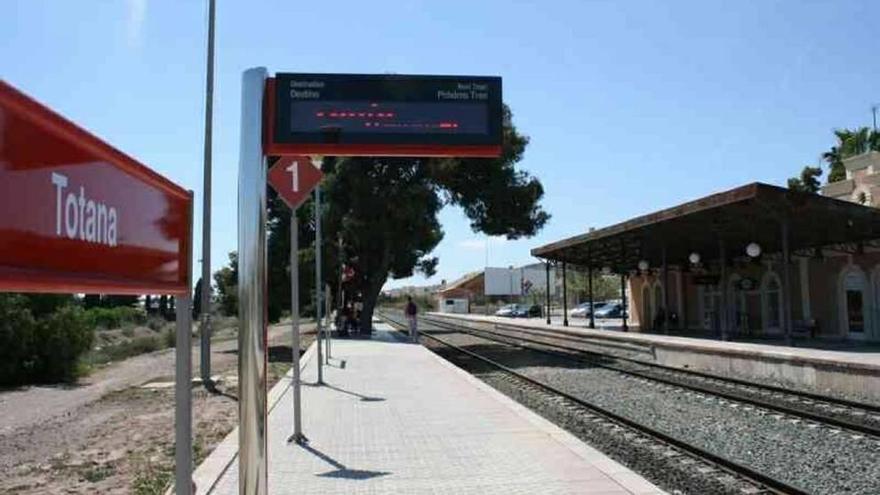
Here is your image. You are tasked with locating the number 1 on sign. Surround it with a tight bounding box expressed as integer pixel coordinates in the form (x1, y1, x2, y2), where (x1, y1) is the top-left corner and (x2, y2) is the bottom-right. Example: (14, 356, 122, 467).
(286, 161, 299, 192)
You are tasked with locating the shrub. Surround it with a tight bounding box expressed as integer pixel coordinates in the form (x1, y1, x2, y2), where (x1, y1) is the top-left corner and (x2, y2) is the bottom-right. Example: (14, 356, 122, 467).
(84, 306, 146, 329)
(88, 335, 162, 365)
(0, 295, 37, 385)
(147, 317, 167, 332)
(32, 306, 95, 382)
(0, 300, 95, 385)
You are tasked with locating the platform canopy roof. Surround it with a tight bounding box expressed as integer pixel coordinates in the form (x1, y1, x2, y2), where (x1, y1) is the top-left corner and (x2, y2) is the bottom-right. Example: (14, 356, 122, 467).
(531, 182, 880, 272)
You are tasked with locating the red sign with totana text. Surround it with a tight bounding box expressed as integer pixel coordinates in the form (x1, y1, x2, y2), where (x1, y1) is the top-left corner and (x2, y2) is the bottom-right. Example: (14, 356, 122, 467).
(0, 80, 193, 295)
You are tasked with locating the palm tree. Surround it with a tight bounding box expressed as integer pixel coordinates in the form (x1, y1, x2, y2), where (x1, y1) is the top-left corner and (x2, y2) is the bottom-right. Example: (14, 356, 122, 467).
(824, 127, 880, 184)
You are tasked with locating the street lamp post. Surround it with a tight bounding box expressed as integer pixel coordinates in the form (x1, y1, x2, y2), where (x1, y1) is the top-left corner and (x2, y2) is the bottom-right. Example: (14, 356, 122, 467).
(199, 0, 216, 390)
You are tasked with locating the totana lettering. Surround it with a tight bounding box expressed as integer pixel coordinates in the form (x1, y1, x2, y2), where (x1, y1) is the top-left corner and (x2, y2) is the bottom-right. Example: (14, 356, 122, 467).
(52, 172, 118, 247)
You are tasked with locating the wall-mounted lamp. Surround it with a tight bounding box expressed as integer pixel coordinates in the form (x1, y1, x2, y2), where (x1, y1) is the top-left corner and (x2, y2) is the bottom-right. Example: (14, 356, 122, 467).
(746, 242, 762, 258)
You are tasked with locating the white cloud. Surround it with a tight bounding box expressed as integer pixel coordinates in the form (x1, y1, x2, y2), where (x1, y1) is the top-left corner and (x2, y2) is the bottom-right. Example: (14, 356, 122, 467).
(125, 0, 147, 48)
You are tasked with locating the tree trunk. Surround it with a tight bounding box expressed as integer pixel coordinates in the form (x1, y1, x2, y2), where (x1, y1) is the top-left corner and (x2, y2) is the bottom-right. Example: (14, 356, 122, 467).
(358, 268, 389, 334)
(360, 293, 376, 335)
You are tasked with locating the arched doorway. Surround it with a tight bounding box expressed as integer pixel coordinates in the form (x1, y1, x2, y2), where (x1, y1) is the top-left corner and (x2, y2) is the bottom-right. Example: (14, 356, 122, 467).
(727, 274, 747, 334)
(652, 280, 664, 328)
(641, 282, 653, 330)
(761, 271, 783, 335)
(839, 265, 869, 340)
(698, 284, 721, 332)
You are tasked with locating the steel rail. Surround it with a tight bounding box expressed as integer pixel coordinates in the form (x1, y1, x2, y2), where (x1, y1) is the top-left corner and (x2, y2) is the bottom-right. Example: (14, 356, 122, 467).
(378, 312, 808, 495)
(469, 316, 880, 414)
(419, 314, 880, 438)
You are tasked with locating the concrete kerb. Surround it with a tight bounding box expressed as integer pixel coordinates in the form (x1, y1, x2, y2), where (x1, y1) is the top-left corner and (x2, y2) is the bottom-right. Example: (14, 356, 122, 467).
(417, 334, 667, 495)
(188, 340, 319, 495)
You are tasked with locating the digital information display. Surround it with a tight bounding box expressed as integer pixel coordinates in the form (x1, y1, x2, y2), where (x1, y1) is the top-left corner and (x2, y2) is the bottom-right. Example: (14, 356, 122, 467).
(268, 73, 502, 157)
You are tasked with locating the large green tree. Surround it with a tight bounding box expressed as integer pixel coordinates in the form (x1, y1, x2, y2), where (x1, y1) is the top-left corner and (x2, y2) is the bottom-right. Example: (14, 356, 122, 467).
(219, 105, 549, 329)
(320, 105, 548, 330)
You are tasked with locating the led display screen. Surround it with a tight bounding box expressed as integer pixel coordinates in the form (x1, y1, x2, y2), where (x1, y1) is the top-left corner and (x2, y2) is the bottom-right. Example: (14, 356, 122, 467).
(271, 73, 502, 156)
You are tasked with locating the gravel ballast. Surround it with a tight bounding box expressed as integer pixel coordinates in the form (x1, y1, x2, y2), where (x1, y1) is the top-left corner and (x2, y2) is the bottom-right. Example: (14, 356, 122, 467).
(425, 328, 880, 495)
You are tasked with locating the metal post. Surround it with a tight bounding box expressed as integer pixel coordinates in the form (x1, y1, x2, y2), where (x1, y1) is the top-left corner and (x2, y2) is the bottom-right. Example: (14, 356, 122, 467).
(545, 262, 551, 325)
(682, 271, 689, 331)
(620, 272, 628, 331)
(237, 67, 268, 495)
(288, 212, 305, 444)
(562, 261, 569, 326)
(337, 234, 344, 334)
(662, 246, 669, 334)
(588, 265, 595, 329)
(199, 0, 216, 390)
(325, 282, 332, 361)
(782, 219, 793, 345)
(313, 160, 324, 384)
(174, 292, 193, 495)
(174, 203, 194, 495)
(719, 239, 728, 341)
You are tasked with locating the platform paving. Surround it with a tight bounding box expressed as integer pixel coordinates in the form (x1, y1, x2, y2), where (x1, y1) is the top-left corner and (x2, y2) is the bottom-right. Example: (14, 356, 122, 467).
(194, 325, 665, 494)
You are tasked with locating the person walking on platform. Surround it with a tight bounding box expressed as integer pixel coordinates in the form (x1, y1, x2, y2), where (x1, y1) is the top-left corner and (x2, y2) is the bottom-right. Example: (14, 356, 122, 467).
(405, 296, 419, 343)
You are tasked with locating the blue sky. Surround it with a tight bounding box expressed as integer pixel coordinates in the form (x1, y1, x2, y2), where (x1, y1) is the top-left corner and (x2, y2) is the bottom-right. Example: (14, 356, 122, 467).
(4, 1, 878, 289)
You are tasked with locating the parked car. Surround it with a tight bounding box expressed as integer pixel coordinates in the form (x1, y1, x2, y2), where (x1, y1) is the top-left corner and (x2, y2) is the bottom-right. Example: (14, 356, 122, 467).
(569, 301, 607, 318)
(527, 304, 543, 318)
(495, 304, 529, 318)
(593, 302, 623, 318)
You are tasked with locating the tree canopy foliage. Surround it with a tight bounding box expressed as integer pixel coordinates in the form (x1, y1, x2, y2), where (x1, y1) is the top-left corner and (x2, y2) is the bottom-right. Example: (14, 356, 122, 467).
(823, 127, 880, 184)
(787, 165, 822, 193)
(320, 105, 548, 330)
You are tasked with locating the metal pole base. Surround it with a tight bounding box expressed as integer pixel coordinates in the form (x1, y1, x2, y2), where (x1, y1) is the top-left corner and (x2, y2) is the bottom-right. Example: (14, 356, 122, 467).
(287, 433, 309, 445)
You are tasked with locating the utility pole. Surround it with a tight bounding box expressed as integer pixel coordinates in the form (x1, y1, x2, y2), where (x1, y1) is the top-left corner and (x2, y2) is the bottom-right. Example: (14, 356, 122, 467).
(872, 104, 877, 133)
(200, 0, 216, 390)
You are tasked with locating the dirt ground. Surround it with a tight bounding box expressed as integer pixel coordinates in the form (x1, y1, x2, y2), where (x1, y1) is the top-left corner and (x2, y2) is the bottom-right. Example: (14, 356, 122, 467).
(0, 321, 317, 494)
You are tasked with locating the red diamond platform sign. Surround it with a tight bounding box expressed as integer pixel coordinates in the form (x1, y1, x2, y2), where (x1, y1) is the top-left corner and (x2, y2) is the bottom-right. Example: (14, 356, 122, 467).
(268, 156, 323, 209)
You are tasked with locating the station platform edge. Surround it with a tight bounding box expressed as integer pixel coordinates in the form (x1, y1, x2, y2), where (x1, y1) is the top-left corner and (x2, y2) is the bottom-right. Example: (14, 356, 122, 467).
(192, 325, 666, 494)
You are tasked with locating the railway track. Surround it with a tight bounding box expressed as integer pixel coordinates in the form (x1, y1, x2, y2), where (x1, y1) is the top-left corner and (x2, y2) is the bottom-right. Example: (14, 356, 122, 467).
(378, 311, 810, 495)
(420, 314, 880, 439)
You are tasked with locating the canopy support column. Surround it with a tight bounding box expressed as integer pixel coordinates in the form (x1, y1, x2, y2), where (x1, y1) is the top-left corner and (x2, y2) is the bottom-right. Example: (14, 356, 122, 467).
(545, 262, 551, 325)
(662, 245, 669, 334)
(682, 271, 689, 331)
(588, 265, 595, 329)
(562, 261, 569, 326)
(719, 239, 728, 341)
(621, 272, 628, 332)
(782, 218, 793, 345)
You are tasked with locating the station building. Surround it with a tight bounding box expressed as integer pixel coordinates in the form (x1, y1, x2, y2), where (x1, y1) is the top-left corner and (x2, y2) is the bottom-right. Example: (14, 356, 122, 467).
(532, 153, 880, 343)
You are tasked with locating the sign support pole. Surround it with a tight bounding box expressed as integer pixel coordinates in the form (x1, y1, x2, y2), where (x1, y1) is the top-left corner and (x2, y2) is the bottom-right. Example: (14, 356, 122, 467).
(174, 291, 193, 495)
(288, 211, 306, 444)
(238, 67, 269, 495)
(174, 201, 194, 495)
(325, 282, 332, 361)
(313, 156, 324, 384)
